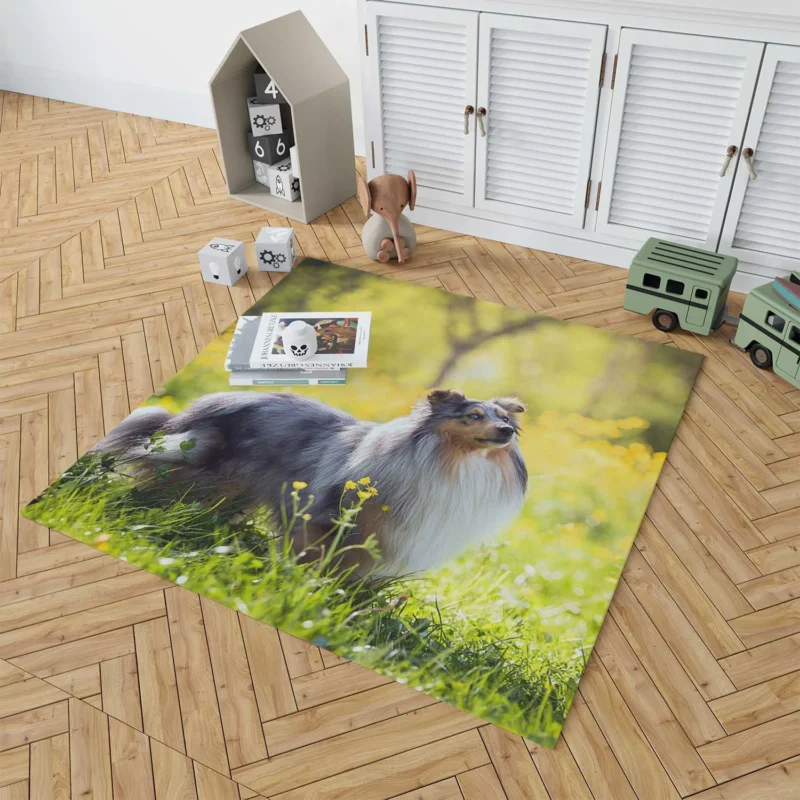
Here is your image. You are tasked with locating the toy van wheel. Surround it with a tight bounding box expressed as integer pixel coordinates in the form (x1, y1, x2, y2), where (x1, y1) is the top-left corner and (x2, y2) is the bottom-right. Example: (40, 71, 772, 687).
(652, 309, 679, 332)
(749, 344, 773, 370)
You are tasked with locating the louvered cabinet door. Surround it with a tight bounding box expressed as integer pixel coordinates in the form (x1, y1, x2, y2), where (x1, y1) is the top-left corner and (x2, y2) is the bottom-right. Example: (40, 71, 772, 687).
(596, 29, 764, 248)
(475, 15, 607, 227)
(364, 1, 478, 207)
(719, 45, 800, 271)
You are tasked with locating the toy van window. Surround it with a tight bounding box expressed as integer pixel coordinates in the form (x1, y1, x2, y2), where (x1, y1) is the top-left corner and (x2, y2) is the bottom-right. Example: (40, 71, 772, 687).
(790, 326, 800, 346)
(643, 273, 660, 289)
(766, 311, 786, 333)
(666, 279, 685, 295)
(696, 289, 709, 300)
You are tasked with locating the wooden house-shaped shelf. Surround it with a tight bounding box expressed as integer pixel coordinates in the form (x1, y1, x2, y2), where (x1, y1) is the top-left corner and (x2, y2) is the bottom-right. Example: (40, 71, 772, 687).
(210, 11, 355, 223)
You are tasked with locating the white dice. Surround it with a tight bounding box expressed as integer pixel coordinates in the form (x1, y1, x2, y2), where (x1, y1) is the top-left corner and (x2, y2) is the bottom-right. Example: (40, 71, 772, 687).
(198, 237, 246, 286)
(253, 160, 270, 189)
(268, 158, 300, 201)
(247, 97, 290, 137)
(255, 227, 297, 273)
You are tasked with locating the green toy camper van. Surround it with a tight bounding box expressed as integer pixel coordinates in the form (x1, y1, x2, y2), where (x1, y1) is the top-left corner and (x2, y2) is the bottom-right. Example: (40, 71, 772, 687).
(733, 274, 800, 383)
(624, 238, 738, 335)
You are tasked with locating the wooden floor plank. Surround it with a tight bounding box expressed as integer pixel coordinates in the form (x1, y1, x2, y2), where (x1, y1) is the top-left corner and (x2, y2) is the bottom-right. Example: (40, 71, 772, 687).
(593, 616, 715, 794)
(109, 715, 156, 800)
(101, 652, 144, 731)
(199, 598, 267, 769)
(270, 730, 489, 800)
(0, 701, 68, 752)
(150, 738, 198, 800)
(578, 659, 680, 800)
(560, 692, 638, 800)
(70, 697, 113, 799)
(165, 588, 229, 775)
(29, 733, 70, 800)
(698, 709, 800, 783)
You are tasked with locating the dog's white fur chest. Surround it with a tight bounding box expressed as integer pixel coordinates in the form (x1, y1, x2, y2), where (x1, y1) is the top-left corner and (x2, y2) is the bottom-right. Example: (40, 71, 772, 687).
(375, 449, 524, 576)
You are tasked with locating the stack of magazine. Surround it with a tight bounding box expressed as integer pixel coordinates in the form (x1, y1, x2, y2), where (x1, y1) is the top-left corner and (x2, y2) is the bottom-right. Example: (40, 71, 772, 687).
(225, 312, 371, 386)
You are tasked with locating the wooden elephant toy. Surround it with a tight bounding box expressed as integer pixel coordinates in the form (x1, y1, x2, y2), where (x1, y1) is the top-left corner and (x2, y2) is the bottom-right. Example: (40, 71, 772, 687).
(356, 170, 417, 264)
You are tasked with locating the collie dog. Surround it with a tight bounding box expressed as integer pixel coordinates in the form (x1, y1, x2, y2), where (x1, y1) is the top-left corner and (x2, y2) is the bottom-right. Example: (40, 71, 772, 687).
(98, 389, 528, 577)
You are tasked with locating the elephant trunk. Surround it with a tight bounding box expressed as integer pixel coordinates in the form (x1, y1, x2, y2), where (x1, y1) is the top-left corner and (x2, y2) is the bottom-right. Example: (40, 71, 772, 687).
(386, 215, 405, 264)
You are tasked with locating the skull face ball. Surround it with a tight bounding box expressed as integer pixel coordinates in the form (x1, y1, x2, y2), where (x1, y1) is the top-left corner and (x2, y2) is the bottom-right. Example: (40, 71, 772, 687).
(281, 321, 318, 360)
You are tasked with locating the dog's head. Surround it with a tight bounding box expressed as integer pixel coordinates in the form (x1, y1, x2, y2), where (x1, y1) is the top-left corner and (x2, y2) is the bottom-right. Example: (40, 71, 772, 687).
(425, 389, 525, 450)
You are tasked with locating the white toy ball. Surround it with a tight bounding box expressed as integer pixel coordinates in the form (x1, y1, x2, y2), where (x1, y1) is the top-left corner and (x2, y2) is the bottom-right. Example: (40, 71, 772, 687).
(281, 320, 318, 359)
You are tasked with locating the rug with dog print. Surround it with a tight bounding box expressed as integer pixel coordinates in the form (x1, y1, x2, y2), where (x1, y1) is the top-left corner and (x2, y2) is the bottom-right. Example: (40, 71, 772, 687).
(24, 258, 702, 747)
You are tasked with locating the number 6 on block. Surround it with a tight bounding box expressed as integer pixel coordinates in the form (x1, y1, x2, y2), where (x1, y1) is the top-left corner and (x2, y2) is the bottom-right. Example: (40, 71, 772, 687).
(247, 130, 295, 167)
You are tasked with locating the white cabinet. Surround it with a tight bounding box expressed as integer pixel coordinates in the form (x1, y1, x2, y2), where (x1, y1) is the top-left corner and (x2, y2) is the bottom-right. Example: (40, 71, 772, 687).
(475, 15, 606, 227)
(719, 44, 800, 272)
(360, 1, 800, 286)
(595, 29, 764, 248)
(364, 3, 606, 222)
(364, 2, 478, 207)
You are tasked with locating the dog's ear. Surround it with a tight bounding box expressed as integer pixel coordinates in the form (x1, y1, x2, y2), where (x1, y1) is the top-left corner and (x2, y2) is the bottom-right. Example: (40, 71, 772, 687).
(427, 389, 466, 409)
(493, 397, 526, 414)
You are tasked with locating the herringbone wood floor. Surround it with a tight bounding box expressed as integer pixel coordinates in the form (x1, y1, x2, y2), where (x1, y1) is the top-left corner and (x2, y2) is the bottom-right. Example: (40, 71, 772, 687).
(1, 93, 799, 800)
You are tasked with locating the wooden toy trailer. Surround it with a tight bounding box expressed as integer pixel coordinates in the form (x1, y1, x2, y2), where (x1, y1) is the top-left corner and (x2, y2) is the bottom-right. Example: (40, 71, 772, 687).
(733, 275, 800, 383)
(624, 238, 738, 335)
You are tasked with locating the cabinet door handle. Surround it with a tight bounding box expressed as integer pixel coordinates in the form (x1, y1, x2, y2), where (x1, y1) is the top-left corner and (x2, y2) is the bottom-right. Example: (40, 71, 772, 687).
(477, 107, 486, 137)
(464, 105, 474, 135)
(743, 147, 758, 180)
(719, 145, 737, 177)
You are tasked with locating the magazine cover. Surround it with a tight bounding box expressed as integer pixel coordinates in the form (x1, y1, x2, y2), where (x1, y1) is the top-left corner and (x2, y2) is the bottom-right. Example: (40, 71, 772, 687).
(250, 312, 371, 370)
(226, 317, 346, 385)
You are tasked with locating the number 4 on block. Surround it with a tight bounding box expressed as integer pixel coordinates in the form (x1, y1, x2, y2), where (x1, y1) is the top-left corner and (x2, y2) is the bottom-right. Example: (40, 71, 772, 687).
(255, 72, 287, 104)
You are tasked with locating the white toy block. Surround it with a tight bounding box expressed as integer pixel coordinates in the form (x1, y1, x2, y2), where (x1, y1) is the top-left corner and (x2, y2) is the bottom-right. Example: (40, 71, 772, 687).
(247, 97, 291, 137)
(253, 160, 270, 189)
(198, 237, 246, 286)
(289, 145, 301, 180)
(267, 158, 300, 201)
(255, 226, 297, 273)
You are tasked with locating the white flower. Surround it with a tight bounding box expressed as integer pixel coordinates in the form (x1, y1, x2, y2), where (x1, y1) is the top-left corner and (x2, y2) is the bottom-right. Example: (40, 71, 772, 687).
(235, 600, 249, 613)
(158, 557, 176, 566)
(175, 575, 188, 585)
(301, 620, 314, 629)
(213, 545, 233, 554)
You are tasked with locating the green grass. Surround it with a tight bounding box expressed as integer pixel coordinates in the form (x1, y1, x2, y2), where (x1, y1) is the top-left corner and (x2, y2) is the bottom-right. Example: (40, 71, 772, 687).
(24, 450, 589, 745)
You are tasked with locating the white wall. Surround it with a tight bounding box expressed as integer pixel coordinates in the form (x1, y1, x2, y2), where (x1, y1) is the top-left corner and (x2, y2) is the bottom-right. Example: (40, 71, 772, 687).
(0, 0, 365, 154)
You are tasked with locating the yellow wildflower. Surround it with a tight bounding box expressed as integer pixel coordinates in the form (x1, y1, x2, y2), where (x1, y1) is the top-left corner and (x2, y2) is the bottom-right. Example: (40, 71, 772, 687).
(292, 481, 308, 490)
(357, 476, 371, 485)
(344, 480, 357, 490)
(381, 505, 390, 512)
(302, 513, 312, 521)
(357, 490, 371, 501)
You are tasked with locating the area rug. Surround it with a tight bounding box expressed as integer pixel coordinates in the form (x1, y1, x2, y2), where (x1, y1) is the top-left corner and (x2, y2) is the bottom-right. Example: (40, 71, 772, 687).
(23, 259, 702, 746)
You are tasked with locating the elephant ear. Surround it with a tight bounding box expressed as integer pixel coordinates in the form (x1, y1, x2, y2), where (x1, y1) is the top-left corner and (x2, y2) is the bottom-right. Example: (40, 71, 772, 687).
(407, 170, 417, 210)
(356, 172, 372, 218)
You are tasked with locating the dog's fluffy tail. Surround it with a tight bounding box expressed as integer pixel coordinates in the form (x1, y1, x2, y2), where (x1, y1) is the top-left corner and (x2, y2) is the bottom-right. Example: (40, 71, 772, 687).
(95, 405, 172, 456)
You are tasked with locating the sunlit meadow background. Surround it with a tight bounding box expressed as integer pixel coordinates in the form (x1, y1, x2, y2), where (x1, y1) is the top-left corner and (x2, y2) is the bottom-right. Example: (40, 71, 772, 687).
(24, 261, 701, 746)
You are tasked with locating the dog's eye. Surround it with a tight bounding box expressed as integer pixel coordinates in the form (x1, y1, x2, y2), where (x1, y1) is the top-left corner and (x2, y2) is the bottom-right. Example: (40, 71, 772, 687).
(501, 416, 509, 422)
(468, 413, 480, 420)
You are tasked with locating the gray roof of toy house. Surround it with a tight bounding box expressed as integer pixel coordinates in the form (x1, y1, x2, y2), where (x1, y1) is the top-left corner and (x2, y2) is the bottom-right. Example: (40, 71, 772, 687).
(210, 11, 348, 107)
